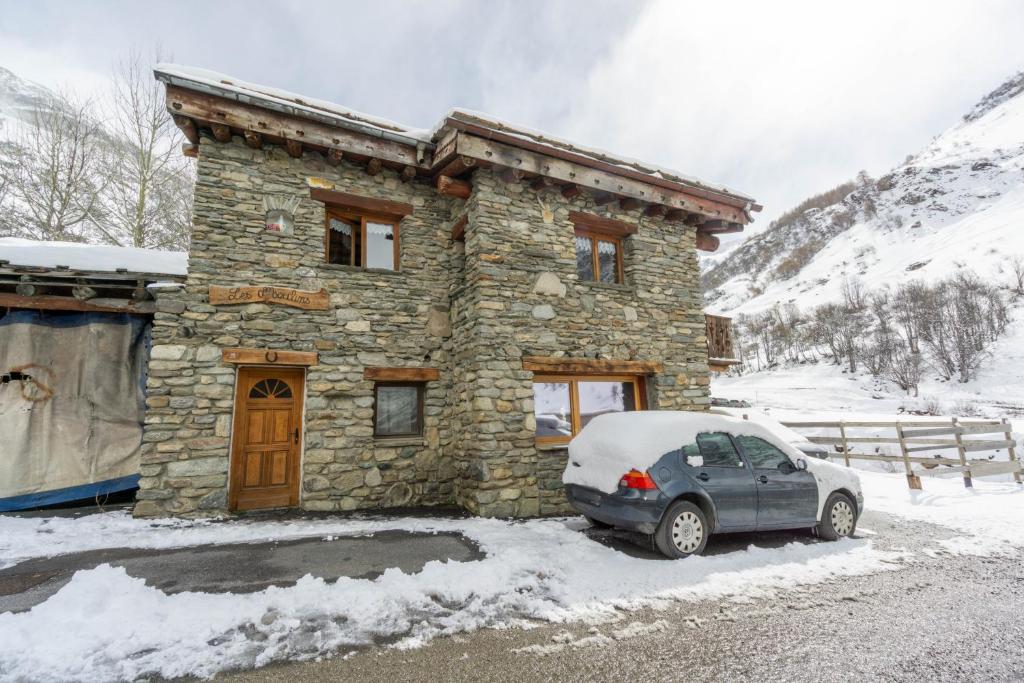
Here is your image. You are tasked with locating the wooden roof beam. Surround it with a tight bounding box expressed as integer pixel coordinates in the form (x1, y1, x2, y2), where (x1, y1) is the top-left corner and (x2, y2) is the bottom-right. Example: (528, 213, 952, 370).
(434, 154, 478, 179)
(400, 165, 416, 183)
(165, 84, 427, 169)
(437, 175, 472, 199)
(173, 115, 199, 144)
(366, 158, 382, 176)
(454, 133, 750, 224)
(243, 130, 262, 149)
(211, 123, 232, 143)
(593, 192, 616, 207)
(644, 204, 667, 218)
(286, 139, 303, 159)
(696, 231, 720, 252)
(325, 148, 344, 166)
(560, 184, 581, 199)
(618, 197, 641, 211)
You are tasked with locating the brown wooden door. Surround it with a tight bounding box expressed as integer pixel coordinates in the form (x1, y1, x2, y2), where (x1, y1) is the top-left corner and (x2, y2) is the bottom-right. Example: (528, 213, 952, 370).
(229, 367, 304, 511)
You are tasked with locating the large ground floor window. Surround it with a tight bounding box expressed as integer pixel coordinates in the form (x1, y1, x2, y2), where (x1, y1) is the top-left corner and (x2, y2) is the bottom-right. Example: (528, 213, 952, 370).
(533, 374, 645, 444)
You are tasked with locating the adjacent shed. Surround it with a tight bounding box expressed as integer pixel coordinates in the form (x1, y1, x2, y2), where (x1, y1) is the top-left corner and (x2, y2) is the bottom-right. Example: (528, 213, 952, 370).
(0, 238, 187, 510)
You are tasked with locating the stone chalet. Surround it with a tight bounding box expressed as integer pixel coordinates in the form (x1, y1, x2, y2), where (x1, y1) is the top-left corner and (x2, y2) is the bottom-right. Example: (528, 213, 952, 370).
(136, 65, 759, 518)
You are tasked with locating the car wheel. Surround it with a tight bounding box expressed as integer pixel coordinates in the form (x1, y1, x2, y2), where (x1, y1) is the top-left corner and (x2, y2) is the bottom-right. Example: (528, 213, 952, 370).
(585, 516, 613, 529)
(654, 500, 709, 559)
(816, 492, 857, 541)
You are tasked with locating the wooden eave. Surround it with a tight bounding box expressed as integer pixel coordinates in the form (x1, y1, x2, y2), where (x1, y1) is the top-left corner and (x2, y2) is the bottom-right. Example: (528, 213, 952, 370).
(164, 84, 430, 172)
(569, 211, 637, 238)
(437, 120, 761, 217)
(435, 130, 752, 225)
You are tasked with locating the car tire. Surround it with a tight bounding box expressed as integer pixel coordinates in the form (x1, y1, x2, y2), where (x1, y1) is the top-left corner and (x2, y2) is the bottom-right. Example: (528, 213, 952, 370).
(816, 492, 857, 541)
(654, 500, 709, 559)
(585, 516, 613, 529)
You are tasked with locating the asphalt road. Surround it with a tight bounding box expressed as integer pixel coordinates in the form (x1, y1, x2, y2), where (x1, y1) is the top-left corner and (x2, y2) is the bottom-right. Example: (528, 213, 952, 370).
(210, 511, 1024, 683)
(0, 530, 482, 613)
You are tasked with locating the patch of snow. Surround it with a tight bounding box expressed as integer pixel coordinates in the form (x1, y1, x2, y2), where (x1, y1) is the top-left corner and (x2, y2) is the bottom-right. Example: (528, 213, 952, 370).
(0, 237, 187, 276)
(0, 511, 902, 681)
(859, 470, 1024, 557)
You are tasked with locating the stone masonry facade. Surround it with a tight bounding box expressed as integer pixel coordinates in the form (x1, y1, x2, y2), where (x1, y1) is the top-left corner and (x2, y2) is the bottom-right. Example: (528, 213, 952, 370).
(136, 133, 711, 519)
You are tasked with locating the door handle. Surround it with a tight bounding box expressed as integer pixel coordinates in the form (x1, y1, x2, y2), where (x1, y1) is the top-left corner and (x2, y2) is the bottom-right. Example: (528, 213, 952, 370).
(294, 428, 299, 445)
(757, 475, 768, 483)
(697, 472, 710, 481)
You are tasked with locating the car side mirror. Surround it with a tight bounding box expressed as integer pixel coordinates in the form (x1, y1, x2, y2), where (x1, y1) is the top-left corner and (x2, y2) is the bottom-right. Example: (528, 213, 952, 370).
(795, 458, 808, 471)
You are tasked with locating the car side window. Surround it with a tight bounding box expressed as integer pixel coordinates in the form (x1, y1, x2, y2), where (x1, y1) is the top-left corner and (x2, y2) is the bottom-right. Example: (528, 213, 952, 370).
(695, 432, 744, 468)
(736, 435, 792, 470)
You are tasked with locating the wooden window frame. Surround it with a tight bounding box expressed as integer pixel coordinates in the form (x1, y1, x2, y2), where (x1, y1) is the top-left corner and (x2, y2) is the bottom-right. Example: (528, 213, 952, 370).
(325, 208, 401, 271)
(574, 228, 624, 284)
(532, 373, 646, 446)
(372, 381, 424, 437)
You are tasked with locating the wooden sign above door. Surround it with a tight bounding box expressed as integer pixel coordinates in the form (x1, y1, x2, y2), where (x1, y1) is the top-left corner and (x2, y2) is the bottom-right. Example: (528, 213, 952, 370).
(209, 285, 329, 310)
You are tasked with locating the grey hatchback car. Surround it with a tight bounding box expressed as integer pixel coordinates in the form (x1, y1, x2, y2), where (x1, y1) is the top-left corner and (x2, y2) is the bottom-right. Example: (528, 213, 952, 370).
(562, 412, 863, 558)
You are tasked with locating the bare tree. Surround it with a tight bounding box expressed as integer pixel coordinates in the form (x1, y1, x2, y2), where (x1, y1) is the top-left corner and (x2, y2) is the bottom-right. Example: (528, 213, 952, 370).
(886, 346, 924, 396)
(100, 49, 193, 249)
(5, 93, 106, 241)
(841, 274, 867, 311)
(1010, 255, 1024, 297)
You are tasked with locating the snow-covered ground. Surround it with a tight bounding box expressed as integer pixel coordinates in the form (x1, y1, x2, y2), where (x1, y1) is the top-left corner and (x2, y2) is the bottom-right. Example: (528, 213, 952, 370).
(1, 468, 1021, 682)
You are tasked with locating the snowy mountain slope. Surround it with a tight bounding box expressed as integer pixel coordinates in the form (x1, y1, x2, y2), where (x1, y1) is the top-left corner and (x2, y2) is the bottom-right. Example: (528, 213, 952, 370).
(0, 66, 57, 142)
(704, 71, 1024, 317)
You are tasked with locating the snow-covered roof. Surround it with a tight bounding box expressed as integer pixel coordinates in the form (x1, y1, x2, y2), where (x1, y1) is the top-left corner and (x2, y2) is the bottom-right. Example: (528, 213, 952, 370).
(154, 64, 433, 146)
(0, 238, 188, 277)
(436, 109, 758, 205)
(154, 64, 757, 209)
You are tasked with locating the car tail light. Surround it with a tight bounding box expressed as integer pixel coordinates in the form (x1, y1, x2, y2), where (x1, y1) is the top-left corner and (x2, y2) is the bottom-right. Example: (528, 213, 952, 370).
(619, 469, 658, 490)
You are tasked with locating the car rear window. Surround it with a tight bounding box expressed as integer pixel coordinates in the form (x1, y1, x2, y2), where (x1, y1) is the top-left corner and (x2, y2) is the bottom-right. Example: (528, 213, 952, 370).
(695, 432, 744, 468)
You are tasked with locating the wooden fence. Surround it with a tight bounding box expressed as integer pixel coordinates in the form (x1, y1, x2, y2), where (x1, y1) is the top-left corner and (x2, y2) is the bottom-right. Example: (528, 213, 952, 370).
(779, 418, 1022, 490)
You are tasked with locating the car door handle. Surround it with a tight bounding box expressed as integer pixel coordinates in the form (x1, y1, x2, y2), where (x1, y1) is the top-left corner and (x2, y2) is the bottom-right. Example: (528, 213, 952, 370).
(697, 473, 710, 481)
(757, 475, 768, 484)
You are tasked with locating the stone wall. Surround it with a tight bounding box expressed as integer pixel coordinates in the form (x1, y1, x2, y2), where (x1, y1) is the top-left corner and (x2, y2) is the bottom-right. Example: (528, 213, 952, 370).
(137, 135, 709, 519)
(137, 136, 463, 516)
(452, 169, 710, 517)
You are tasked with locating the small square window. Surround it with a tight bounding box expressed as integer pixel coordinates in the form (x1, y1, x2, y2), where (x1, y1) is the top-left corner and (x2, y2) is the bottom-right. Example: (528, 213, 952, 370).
(326, 209, 399, 270)
(574, 230, 622, 284)
(374, 383, 423, 437)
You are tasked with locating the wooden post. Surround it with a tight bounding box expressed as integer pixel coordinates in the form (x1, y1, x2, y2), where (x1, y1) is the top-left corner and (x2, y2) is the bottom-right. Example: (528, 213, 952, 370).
(1004, 417, 1022, 485)
(839, 421, 850, 468)
(952, 417, 972, 488)
(896, 422, 921, 490)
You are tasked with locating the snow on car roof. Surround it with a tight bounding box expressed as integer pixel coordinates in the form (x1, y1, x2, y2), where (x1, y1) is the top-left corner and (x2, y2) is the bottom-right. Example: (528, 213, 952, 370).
(0, 238, 188, 276)
(564, 411, 804, 493)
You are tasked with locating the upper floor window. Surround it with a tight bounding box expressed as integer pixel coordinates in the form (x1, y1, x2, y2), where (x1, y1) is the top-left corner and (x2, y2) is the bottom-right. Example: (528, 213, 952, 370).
(327, 210, 399, 270)
(575, 231, 622, 284)
(311, 187, 413, 272)
(569, 211, 635, 285)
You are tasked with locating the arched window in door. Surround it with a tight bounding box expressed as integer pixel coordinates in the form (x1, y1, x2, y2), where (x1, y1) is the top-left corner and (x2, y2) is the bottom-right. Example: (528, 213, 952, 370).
(248, 378, 293, 399)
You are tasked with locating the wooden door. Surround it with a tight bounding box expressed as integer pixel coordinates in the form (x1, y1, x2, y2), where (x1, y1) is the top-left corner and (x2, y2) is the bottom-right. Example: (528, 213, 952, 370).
(229, 367, 304, 511)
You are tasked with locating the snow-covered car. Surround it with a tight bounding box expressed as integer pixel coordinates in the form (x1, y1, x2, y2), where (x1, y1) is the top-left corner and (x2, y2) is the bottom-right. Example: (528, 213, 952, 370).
(562, 411, 863, 559)
(710, 407, 830, 459)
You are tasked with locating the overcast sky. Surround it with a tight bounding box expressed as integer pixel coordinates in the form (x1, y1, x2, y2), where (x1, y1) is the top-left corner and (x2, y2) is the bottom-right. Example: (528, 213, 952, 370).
(2, 0, 1023, 238)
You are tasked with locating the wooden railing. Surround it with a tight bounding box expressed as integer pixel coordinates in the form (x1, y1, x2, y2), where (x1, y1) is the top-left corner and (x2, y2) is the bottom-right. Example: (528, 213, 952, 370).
(781, 418, 1022, 490)
(705, 314, 738, 371)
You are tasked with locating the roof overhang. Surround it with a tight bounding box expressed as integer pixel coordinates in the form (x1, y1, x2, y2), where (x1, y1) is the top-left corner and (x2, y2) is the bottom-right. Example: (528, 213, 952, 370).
(156, 65, 760, 238)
